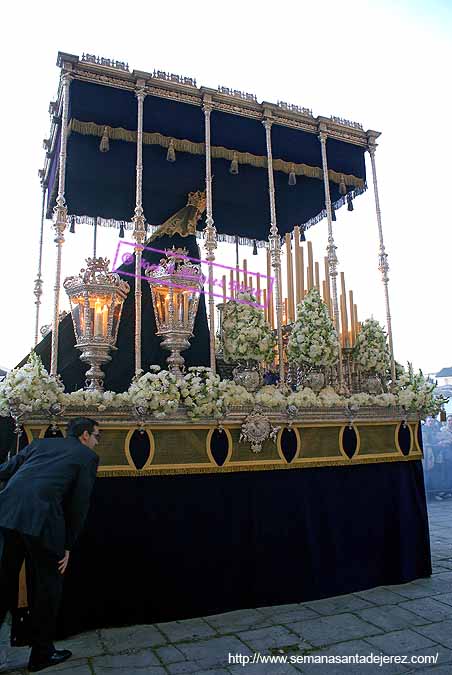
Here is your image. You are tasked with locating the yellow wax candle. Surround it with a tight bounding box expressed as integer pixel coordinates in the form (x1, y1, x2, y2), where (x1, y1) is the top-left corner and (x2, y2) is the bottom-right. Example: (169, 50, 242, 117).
(102, 304, 108, 336)
(307, 241, 314, 290)
(230, 270, 235, 299)
(94, 299, 103, 336)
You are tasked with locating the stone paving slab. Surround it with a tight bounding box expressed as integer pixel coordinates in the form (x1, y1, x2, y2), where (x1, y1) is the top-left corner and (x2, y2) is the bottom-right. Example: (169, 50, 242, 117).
(99, 624, 166, 652)
(302, 639, 411, 675)
(156, 618, 215, 642)
(203, 608, 273, 634)
(228, 664, 300, 674)
(399, 597, 452, 622)
(354, 587, 409, 605)
(286, 612, 383, 647)
(412, 620, 452, 650)
(58, 630, 104, 658)
(354, 604, 430, 631)
(170, 636, 252, 671)
(235, 624, 305, 652)
(365, 628, 438, 655)
(1, 499, 452, 674)
(256, 605, 320, 624)
(302, 594, 374, 616)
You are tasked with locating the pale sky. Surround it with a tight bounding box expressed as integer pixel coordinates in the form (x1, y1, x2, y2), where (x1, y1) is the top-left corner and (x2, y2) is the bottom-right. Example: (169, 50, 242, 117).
(1, 0, 451, 374)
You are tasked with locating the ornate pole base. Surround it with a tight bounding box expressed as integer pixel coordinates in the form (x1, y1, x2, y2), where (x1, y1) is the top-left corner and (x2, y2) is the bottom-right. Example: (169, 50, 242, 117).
(78, 345, 112, 391)
(160, 334, 191, 379)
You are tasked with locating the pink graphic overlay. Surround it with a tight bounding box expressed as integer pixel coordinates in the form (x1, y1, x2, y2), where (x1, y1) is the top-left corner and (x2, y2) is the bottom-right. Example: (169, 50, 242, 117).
(112, 241, 273, 309)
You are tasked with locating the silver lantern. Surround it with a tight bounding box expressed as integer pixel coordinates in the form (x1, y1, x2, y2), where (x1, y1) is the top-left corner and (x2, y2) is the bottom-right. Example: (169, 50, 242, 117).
(145, 248, 204, 376)
(64, 257, 130, 390)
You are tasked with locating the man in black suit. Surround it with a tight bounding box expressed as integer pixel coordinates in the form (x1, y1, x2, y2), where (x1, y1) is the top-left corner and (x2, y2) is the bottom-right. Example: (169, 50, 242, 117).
(0, 417, 100, 672)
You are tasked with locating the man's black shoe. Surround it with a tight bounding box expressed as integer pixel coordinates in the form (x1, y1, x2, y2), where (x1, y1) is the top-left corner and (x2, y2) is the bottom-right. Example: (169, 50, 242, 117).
(28, 648, 72, 672)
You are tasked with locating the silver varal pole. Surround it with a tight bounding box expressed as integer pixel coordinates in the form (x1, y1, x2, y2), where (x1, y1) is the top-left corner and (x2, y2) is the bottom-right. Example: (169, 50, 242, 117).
(50, 72, 71, 376)
(318, 127, 345, 391)
(367, 133, 396, 383)
(34, 183, 46, 346)
(132, 86, 147, 376)
(263, 117, 285, 384)
(203, 100, 217, 373)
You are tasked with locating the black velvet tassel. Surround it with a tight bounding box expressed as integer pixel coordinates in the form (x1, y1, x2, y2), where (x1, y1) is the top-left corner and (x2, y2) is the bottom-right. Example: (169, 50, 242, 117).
(119, 223, 125, 238)
(229, 152, 239, 175)
(347, 193, 354, 212)
(300, 226, 306, 242)
(331, 206, 336, 221)
(440, 408, 447, 422)
(69, 216, 75, 233)
(166, 139, 176, 163)
(252, 239, 258, 255)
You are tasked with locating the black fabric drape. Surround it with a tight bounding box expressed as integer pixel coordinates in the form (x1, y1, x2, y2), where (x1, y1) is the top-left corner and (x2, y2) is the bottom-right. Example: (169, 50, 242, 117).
(44, 460, 431, 639)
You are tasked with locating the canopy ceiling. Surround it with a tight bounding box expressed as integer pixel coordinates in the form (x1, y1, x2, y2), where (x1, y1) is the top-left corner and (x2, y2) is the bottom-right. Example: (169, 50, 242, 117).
(46, 76, 367, 241)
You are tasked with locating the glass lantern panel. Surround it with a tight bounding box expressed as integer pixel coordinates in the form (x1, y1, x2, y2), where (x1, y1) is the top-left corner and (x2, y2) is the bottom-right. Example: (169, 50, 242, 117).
(70, 296, 85, 339)
(152, 286, 170, 327)
(88, 294, 113, 338)
(111, 297, 125, 342)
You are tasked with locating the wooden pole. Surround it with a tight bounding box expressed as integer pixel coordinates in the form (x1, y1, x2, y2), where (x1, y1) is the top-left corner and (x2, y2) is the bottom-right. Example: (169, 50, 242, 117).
(256, 272, 261, 303)
(349, 289, 356, 345)
(340, 294, 346, 347)
(243, 258, 248, 291)
(266, 247, 274, 328)
(285, 233, 295, 322)
(229, 269, 235, 300)
(307, 241, 314, 291)
(222, 275, 227, 304)
(294, 226, 303, 306)
(263, 288, 267, 322)
(340, 272, 349, 347)
(315, 261, 320, 293)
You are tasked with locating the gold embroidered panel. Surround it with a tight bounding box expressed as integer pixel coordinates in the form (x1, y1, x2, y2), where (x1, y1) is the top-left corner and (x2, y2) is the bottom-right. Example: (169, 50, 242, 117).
(23, 419, 423, 477)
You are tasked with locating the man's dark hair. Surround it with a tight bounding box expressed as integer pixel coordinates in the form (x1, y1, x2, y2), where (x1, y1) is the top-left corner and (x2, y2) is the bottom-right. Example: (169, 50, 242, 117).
(67, 418, 99, 439)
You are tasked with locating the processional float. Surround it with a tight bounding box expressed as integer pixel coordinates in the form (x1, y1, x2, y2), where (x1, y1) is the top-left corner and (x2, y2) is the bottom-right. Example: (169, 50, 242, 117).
(0, 52, 439, 640)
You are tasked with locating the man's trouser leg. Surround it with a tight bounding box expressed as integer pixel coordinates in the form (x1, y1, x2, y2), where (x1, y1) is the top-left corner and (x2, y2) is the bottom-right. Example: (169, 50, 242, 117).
(0, 529, 24, 630)
(24, 536, 63, 657)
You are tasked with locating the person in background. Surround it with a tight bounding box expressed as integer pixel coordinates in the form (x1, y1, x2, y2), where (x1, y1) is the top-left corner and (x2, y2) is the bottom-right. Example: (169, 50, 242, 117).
(0, 417, 99, 672)
(437, 415, 452, 498)
(422, 417, 439, 500)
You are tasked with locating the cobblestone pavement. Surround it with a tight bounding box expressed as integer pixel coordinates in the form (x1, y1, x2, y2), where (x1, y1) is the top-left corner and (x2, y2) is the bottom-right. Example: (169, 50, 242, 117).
(1, 499, 451, 674)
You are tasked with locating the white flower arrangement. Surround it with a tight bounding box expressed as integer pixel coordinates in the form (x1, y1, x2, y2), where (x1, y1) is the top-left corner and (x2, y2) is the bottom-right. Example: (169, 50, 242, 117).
(287, 387, 319, 408)
(0, 351, 64, 417)
(218, 380, 254, 408)
(222, 292, 276, 363)
(127, 366, 180, 418)
(373, 393, 397, 407)
(62, 389, 131, 412)
(347, 392, 377, 407)
(317, 386, 344, 408)
(287, 288, 339, 368)
(180, 367, 223, 418)
(255, 385, 286, 410)
(394, 363, 448, 417)
(354, 318, 390, 375)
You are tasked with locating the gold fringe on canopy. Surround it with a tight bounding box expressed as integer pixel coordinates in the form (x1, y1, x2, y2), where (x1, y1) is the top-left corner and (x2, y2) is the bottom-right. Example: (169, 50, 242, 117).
(69, 119, 365, 190)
